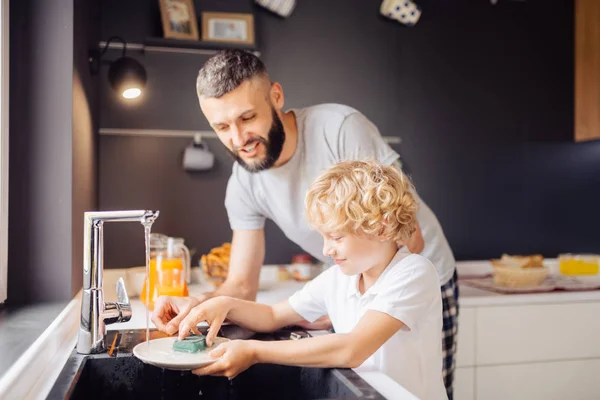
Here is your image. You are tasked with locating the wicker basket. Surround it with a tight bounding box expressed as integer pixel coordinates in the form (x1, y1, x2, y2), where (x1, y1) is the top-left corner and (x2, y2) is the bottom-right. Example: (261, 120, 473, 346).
(492, 265, 549, 288)
(200, 243, 230, 288)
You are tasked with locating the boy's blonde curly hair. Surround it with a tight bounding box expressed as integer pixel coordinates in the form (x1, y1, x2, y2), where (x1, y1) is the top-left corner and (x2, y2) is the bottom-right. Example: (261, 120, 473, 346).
(305, 160, 418, 244)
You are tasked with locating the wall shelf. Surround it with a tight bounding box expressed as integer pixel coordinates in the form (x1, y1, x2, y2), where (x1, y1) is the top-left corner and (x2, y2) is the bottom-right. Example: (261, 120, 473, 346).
(98, 38, 260, 57)
(99, 128, 402, 144)
(99, 128, 216, 139)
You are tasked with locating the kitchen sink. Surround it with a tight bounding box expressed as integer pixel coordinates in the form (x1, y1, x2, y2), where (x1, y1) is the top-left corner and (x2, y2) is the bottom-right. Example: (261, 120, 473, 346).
(47, 326, 386, 399)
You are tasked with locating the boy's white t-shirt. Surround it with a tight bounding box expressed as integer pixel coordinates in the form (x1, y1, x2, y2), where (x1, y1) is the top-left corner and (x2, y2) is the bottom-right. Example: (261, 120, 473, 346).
(288, 247, 448, 400)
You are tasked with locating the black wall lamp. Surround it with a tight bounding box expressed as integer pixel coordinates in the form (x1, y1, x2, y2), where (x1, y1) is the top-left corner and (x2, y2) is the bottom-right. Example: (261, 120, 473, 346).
(90, 36, 147, 100)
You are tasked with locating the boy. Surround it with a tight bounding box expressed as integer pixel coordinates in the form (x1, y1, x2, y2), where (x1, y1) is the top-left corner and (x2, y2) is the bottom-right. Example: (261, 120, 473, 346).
(178, 160, 447, 400)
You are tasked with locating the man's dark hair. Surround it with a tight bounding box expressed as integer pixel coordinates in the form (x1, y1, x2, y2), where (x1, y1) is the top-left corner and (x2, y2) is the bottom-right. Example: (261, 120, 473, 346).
(196, 49, 269, 99)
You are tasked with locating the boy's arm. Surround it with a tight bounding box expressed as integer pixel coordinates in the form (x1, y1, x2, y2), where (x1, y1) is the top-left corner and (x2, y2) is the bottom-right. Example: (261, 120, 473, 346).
(192, 261, 438, 378)
(225, 299, 306, 333)
(179, 298, 308, 342)
(193, 309, 403, 379)
(181, 265, 333, 341)
(252, 310, 403, 368)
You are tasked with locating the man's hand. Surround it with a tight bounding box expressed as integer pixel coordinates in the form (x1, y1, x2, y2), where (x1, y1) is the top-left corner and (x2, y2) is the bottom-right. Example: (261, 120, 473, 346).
(151, 294, 210, 336)
(192, 340, 257, 379)
(178, 296, 233, 345)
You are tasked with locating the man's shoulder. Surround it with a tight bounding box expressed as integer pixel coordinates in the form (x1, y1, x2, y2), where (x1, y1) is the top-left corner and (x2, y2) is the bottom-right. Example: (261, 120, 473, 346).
(296, 103, 361, 124)
(296, 103, 366, 151)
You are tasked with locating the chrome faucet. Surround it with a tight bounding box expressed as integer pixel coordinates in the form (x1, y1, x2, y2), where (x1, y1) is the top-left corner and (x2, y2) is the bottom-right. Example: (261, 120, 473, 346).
(77, 210, 160, 354)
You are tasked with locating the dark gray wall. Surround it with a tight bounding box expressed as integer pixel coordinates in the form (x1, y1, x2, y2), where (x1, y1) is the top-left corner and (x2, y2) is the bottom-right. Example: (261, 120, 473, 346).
(99, 0, 600, 269)
(72, 0, 101, 297)
(8, 0, 99, 305)
(9, 0, 75, 305)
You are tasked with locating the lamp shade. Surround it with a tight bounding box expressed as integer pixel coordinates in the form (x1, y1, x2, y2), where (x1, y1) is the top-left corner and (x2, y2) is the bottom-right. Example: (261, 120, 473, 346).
(107, 56, 147, 99)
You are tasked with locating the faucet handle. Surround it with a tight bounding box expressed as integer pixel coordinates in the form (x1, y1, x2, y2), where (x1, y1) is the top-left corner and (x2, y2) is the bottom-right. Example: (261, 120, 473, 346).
(102, 278, 132, 325)
(115, 278, 132, 323)
(116, 277, 130, 305)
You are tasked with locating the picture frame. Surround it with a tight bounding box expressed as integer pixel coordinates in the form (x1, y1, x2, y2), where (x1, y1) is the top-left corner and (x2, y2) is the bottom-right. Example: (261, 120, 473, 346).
(159, 0, 200, 40)
(201, 12, 255, 46)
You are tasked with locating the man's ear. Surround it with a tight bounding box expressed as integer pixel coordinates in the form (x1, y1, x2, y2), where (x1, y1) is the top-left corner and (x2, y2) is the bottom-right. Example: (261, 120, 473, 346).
(270, 82, 285, 110)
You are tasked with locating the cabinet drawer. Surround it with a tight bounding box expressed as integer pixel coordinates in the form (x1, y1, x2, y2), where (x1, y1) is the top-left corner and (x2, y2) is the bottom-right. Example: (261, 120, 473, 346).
(477, 359, 600, 400)
(476, 302, 600, 365)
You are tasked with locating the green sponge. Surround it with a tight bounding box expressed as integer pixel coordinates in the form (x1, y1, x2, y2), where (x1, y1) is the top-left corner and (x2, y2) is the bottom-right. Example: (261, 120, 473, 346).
(173, 334, 211, 353)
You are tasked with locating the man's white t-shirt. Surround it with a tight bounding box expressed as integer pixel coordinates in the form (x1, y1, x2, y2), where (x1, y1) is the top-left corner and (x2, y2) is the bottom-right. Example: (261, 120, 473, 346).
(288, 247, 448, 400)
(225, 103, 456, 284)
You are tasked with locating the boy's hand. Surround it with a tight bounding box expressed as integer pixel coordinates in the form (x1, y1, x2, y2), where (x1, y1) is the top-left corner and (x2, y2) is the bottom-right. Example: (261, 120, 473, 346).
(178, 296, 232, 345)
(152, 295, 204, 336)
(192, 340, 257, 379)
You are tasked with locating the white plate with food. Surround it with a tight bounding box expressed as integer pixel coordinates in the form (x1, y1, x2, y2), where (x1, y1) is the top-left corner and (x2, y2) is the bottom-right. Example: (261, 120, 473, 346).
(133, 336, 229, 370)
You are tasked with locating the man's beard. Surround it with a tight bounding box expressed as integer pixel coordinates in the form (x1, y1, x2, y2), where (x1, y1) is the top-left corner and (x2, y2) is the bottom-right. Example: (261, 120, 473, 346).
(229, 108, 285, 173)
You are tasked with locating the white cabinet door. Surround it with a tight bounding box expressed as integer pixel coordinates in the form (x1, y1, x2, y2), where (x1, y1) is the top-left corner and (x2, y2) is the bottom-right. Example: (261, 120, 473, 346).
(477, 359, 600, 400)
(454, 367, 474, 400)
(476, 302, 600, 365)
(456, 308, 475, 367)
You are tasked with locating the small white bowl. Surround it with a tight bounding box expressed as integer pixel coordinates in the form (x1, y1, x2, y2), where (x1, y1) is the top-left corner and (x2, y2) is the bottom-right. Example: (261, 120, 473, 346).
(125, 266, 147, 298)
(259, 265, 281, 290)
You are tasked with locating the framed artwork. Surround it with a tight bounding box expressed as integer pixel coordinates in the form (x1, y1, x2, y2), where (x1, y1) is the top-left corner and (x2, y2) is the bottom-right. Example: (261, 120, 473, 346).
(201, 12, 255, 46)
(159, 0, 200, 40)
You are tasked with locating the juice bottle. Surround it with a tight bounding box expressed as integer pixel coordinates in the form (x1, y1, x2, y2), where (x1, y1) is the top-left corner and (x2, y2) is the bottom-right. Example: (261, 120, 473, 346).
(141, 234, 190, 310)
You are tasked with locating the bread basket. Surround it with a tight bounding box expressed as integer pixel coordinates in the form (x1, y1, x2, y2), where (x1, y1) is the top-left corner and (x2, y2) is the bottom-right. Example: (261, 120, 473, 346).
(491, 254, 549, 288)
(491, 265, 549, 288)
(200, 243, 231, 288)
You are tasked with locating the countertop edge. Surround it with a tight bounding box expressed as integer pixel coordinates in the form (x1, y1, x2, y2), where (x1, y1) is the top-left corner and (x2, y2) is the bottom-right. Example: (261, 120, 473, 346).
(0, 292, 81, 400)
(459, 289, 600, 307)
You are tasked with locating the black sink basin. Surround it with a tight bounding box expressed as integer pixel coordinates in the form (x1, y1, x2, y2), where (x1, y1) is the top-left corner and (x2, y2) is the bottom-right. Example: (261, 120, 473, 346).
(47, 327, 386, 400)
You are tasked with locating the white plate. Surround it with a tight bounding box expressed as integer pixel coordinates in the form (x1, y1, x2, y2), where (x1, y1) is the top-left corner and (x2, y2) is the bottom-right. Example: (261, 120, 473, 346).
(555, 276, 600, 291)
(133, 336, 229, 370)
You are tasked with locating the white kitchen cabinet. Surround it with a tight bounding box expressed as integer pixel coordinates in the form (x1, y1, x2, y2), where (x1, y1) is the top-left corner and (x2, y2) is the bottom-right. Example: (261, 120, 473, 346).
(477, 359, 600, 400)
(453, 287, 600, 399)
(454, 367, 474, 400)
(476, 302, 600, 365)
(456, 308, 475, 367)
